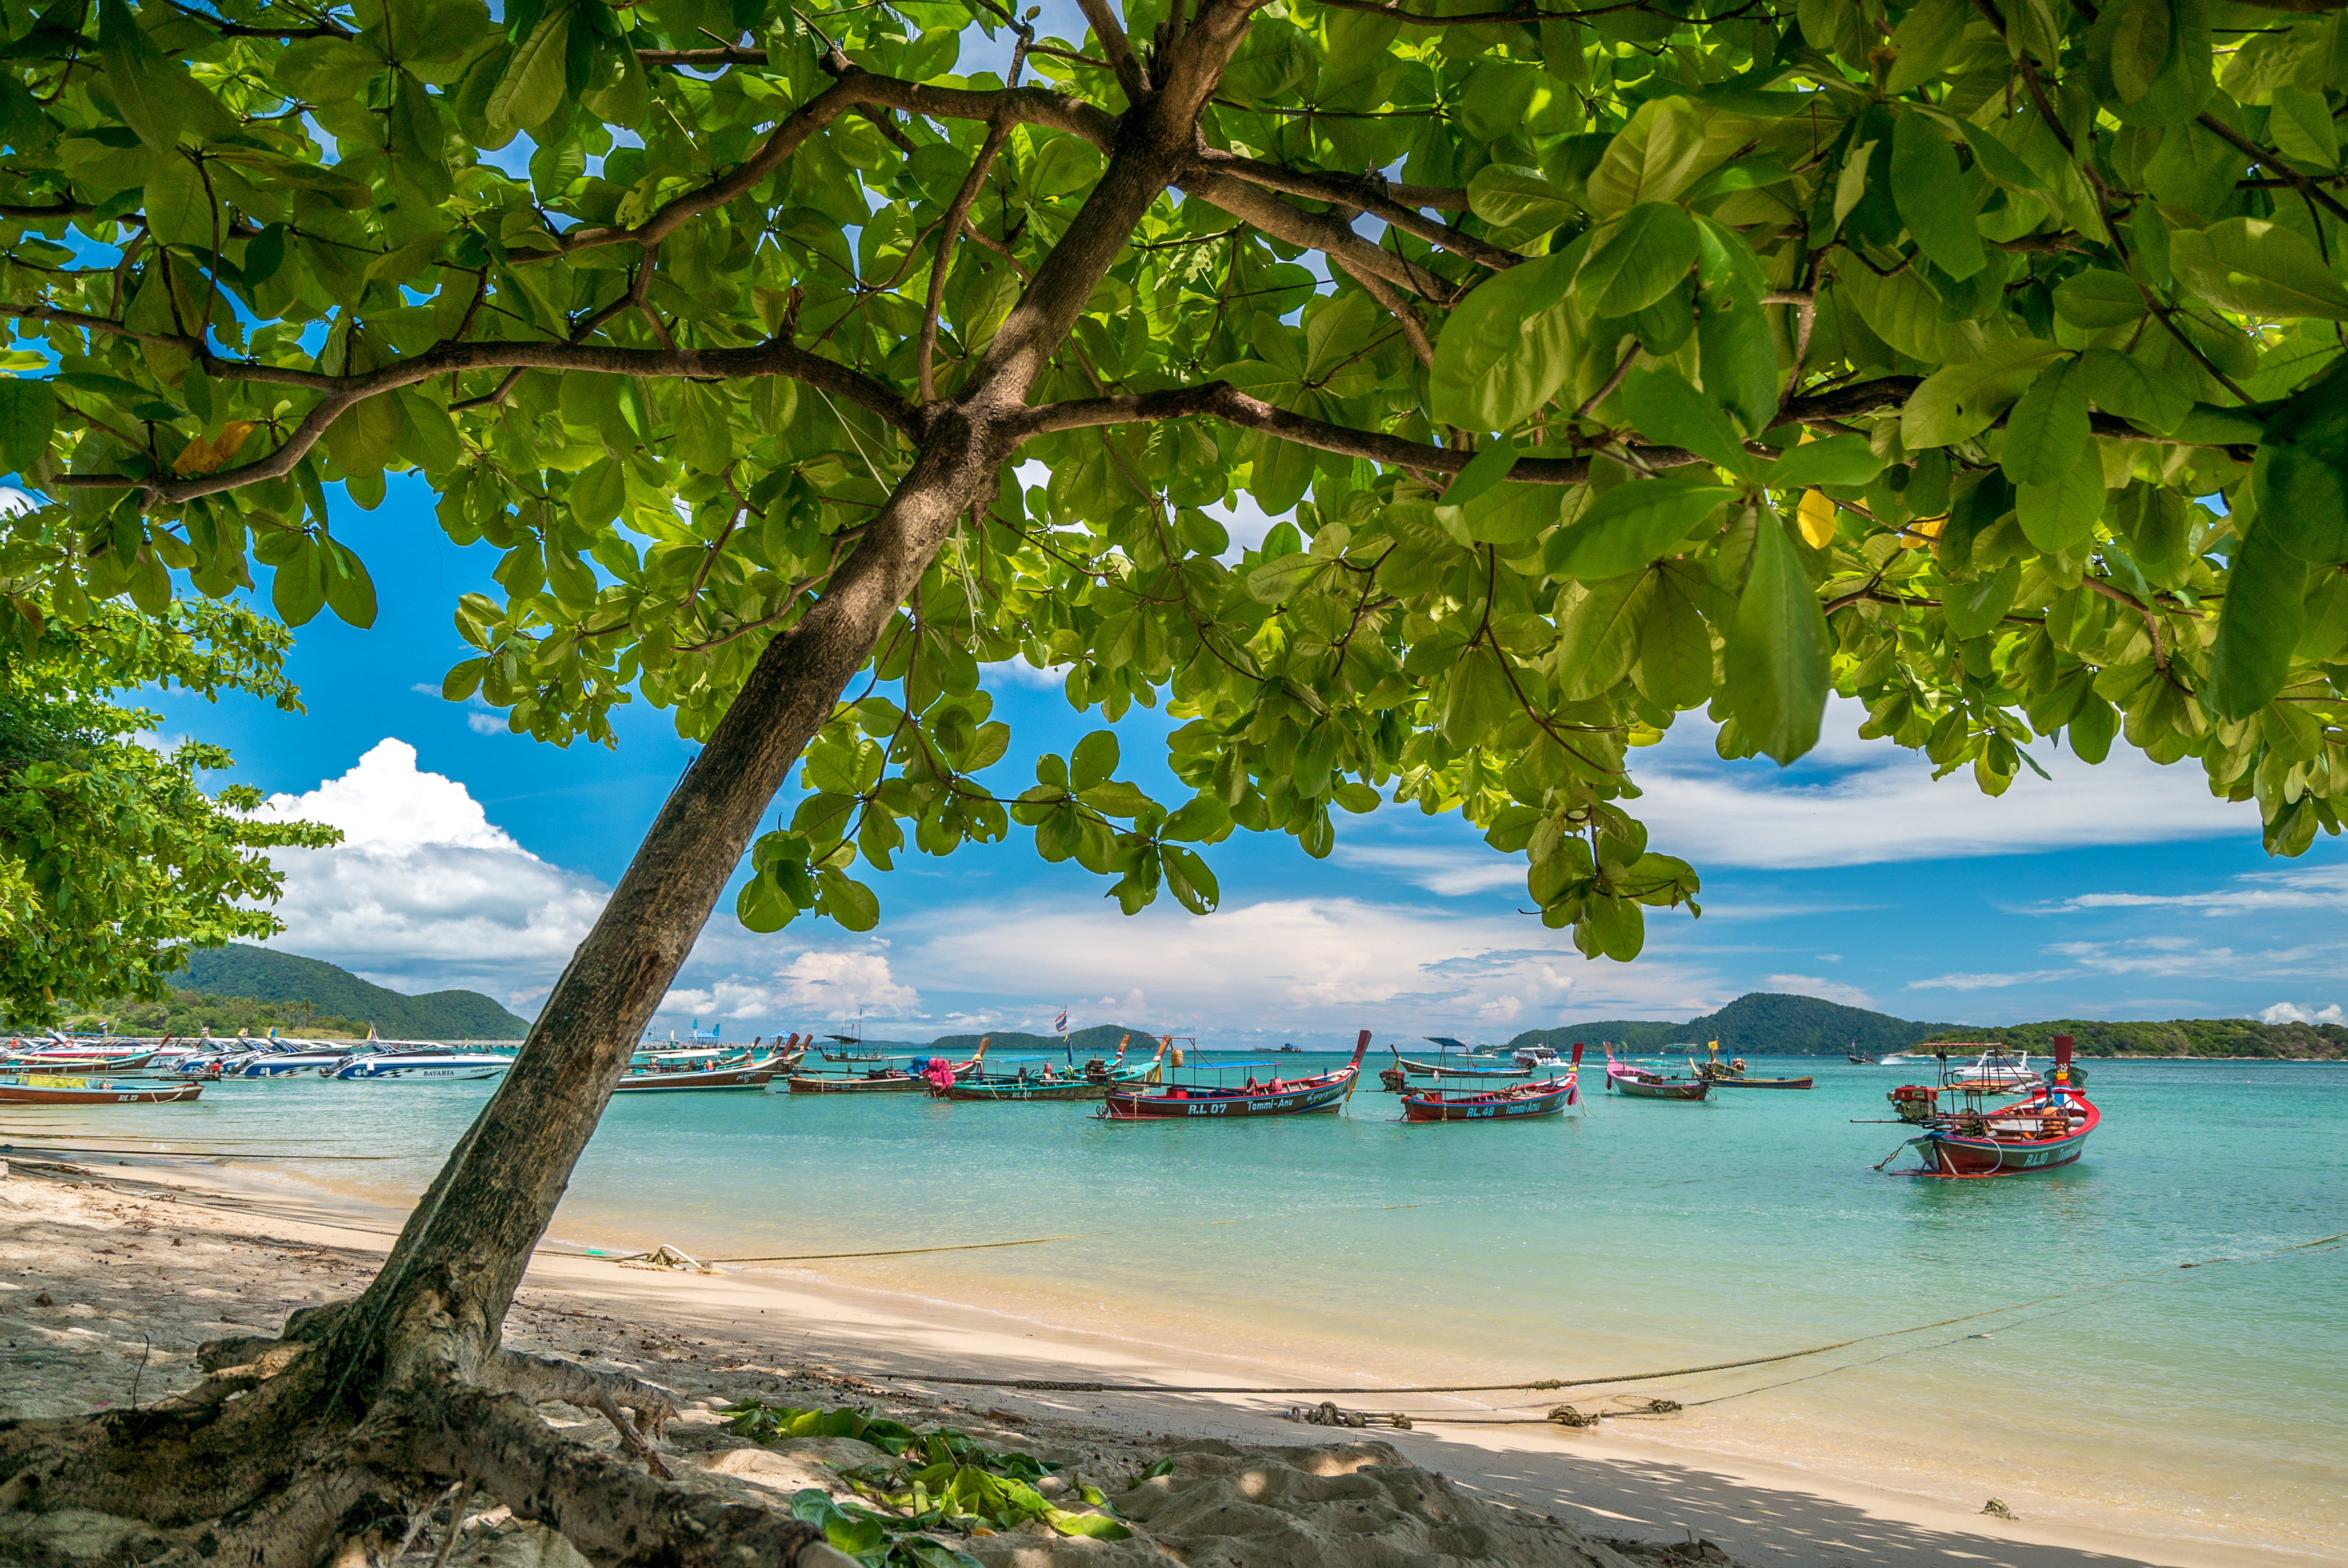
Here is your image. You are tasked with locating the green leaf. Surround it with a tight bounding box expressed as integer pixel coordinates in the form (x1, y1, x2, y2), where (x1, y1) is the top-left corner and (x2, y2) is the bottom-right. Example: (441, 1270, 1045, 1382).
(321, 536, 378, 628)
(1901, 339, 2064, 448)
(2269, 85, 2340, 170)
(1618, 366, 1750, 475)
(817, 869, 880, 932)
(1763, 433, 1882, 490)
(99, 0, 233, 150)
(1943, 557, 2020, 639)
(1163, 846, 1219, 913)
(2052, 270, 2147, 329)
(1999, 361, 2088, 488)
(2204, 521, 2308, 719)
(2170, 219, 2348, 320)
(1692, 218, 1779, 439)
(0, 378, 56, 476)
(2250, 358, 2348, 564)
(1444, 442, 1521, 508)
(144, 152, 216, 247)
(2111, 0, 2174, 105)
(1954, 118, 2047, 191)
(1890, 111, 1986, 280)
(490, 7, 571, 133)
(1428, 237, 1587, 431)
(1550, 476, 1738, 581)
(1466, 164, 1574, 236)
(1585, 95, 1711, 217)
(271, 534, 328, 626)
(1883, 0, 1969, 95)
(1071, 730, 1119, 791)
(1633, 563, 1713, 709)
(1572, 201, 1701, 319)
(1244, 552, 1330, 604)
(2075, 346, 2193, 433)
(1722, 512, 1828, 763)
(2015, 437, 2106, 552)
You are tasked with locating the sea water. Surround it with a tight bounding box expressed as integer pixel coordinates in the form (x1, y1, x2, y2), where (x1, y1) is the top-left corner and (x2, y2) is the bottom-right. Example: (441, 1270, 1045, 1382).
(9, 1054, 2343, 1555)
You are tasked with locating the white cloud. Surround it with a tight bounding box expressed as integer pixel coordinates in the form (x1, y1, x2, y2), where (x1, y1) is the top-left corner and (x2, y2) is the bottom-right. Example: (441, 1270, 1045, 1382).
(1762, 973, 1876, 1008)
(1815, 954, 1844, 963)
(1907, 968, 2080, 991)
(778, 949, 918, 1013)
(1631, 700, 2253, 870)
(2262, 1001, 2346, 1025)
(466, 710, 510, 736)
(1331, 842, 1524, 895)
(892, 895, 1727, 1035)
(2050, 864, 2348, 917)
(253, 739, 608, 1006)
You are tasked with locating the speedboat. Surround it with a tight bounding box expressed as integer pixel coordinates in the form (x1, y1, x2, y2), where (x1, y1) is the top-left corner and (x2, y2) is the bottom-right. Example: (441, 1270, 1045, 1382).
(1944, 1045, 2039, 1095)
(1511, 1044, 1571, 1070)
(229, 1041, 366, 1078)
(331, 1048, 515, 1082)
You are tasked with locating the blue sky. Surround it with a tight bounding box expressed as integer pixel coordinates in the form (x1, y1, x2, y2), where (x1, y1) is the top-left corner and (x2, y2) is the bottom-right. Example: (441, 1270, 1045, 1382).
(136, 473, 2348, 1046)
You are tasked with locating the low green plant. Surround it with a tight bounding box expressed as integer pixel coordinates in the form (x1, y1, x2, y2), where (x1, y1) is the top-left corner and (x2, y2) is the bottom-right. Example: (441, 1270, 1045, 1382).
(719, 1402, 1130, 1565)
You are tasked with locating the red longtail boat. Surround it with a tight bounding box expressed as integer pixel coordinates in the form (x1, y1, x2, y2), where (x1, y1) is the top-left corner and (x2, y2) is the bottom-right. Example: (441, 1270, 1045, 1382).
(1400, 1044, 1581, 1122)
(1888, 1034, 2099, 1176)
(1098, 1031, 1369, 1121)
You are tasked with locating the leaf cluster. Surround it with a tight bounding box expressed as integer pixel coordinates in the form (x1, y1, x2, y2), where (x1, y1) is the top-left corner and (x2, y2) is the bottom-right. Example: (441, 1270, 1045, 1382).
(2, 0, 2345, 962)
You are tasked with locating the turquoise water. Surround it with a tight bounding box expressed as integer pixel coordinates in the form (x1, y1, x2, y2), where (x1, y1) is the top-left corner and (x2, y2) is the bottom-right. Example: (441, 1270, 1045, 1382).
(9, 1054, 2343, 1554)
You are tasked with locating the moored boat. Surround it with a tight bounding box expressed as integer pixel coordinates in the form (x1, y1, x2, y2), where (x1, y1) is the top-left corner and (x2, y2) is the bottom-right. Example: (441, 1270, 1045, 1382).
(1934, 1044, 2040, 1095)
(1401, 1045, 1581, 1122)
(1693, 1042, 1813, 1089)
(788, 1045, 981, 1094)
(612, 1045, 789, 1093)
(1604, 1050, 1710, 1101)
(935, 1035, 1163, 1101)
(1885, 1035, 2097, 1176)
(0, 1073, 203, 1105)
(1100, 1031, 1369, 1121)
(330, 1048, 516, 1082)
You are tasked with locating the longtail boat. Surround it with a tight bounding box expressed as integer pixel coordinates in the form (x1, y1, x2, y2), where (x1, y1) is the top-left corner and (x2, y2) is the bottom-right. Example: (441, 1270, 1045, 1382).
(1693, 1042, 1813, 1090)
(1603, 1050, 1709, 1101)
(0, 1073, 203, 1105)
(1881, 1035, 2098, 1176)
(935, 1035, 1163, 1101)
(613, 1039, 795, 1093)
(789, 1042, 982, 1095)
(1099, 1031, 1369, 1121)
(1400, 1044, 1580, 1123)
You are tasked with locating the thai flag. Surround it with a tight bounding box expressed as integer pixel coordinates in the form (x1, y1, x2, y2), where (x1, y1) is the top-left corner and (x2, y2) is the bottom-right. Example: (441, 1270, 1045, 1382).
(1054, 1009, 1069, 1032)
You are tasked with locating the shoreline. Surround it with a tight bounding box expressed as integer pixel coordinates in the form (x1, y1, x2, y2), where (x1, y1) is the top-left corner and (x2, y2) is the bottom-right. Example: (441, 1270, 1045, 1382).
(1, 1147, 2329, 1568)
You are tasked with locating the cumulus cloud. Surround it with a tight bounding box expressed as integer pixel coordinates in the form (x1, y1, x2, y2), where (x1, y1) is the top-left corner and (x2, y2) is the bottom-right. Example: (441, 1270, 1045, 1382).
(254, 739, 608, 1007)
(2049, 864, 2348, 917)
(890, 895, 1728, 1034)
(1762, 974, 1875, 1008)
(1630, 700, 2252, 869)
(2261, 1001, 2347, 1025)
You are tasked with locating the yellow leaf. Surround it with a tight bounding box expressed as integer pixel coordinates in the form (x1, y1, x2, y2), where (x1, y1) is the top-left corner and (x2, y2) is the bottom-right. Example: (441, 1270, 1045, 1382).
(1903, 513, 1947, 551)
(173, 420, 256, 475)
(1797, 488, 1837, 548)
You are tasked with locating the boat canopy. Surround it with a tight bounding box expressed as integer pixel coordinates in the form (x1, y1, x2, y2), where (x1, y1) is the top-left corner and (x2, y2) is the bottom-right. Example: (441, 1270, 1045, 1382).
(1423, 1036, 1471, 1051)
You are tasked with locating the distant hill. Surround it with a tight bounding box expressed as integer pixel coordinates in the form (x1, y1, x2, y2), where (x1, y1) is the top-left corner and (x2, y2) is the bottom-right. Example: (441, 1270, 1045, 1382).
(924, 1023, 1161, 1058)
(1923, 1018, 2348, 1060)
(1508, 992, 1960, 1057)
(170, 945, 531, 1039)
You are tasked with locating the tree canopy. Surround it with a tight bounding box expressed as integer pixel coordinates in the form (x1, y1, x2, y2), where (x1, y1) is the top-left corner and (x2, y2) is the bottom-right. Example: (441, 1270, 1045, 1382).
(0, 599, 335, 1022)
(3, 0, 2345, 971)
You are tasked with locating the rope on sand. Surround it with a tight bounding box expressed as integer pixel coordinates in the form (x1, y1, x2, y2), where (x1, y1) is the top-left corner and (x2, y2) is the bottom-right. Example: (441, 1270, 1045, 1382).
(867, 1228, 2348, 1401)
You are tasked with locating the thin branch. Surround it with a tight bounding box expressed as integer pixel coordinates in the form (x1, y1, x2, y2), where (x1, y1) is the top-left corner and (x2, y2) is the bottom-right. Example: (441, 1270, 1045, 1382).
(1193, 151, 1522, 271)
(1178, 164, 1464, 300)
(1073, 0, 1151, 101)
(918, 121, 1012, 404)
(2193, 111, 2348, 229)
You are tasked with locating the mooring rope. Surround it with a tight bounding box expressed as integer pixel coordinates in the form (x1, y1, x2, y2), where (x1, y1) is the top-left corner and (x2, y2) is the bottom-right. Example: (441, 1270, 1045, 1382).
(863, 1228, 2348, 1399)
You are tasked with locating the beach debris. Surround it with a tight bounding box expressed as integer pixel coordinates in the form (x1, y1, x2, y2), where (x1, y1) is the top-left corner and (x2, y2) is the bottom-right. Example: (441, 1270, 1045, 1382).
(1547, 1404, 1601, 1427)
(1982, 1497, 2018, 1520)
(613, 1244, 711, 1274)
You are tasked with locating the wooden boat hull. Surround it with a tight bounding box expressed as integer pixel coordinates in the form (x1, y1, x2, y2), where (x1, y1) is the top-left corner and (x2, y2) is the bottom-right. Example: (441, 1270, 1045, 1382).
(614, 1064, 783, 1093)
(1102, 1030, 1369, 1121)
(1705, 1076, 1813, 1089)
(1401, 1074, 1575, 1122)
(786, 1073, 925, 1093)
(1607, 1074, 1709, 1101)
(1917, 1124, 2090, 1175)
(0, 1076, 203, 1104)
(1101, 1076, 1352, 1119)
(938, 1078, 1110, 1101)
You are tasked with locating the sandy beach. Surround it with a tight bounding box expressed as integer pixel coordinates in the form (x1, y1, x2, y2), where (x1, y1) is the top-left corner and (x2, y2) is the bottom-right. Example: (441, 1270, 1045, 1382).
(0, 1147, 2320, 1568)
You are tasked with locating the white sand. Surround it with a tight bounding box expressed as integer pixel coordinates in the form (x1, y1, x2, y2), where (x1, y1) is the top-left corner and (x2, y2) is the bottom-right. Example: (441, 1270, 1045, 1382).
(0, 1155, 2322, 1568)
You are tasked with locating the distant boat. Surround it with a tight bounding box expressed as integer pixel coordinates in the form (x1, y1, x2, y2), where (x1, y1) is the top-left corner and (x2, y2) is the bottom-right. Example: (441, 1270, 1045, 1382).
(1938, 1045, 2041, 1095)
(1848, 1042, 1878, 1064)
(1603, 1049, 1710, 1101)
(1693, 1042, 1814, 1089)
(1100, 1031, 1369, 1121)
(936, 1035, 1164, 1103)
(1511, 1043, 1572, 1070)
(331, 1048, 515, 1082)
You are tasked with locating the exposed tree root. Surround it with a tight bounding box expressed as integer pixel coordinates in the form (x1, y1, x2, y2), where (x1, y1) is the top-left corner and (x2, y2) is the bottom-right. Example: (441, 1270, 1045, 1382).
(0, 1317, 851, 1568)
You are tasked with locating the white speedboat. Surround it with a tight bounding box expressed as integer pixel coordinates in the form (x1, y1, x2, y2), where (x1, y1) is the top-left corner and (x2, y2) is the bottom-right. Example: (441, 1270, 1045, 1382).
(331, 1048, 515, 1082)
(228, 1042, 365, 1078)
(1944, 1045, 2039, 1094)
(1511, 1044, 1571, 1070)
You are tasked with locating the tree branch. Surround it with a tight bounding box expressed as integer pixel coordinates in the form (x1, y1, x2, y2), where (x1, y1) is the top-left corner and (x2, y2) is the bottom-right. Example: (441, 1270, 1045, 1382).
(1193, 150, 1522, 271)
(918, 121, 1012, 404)
(2193, 110, 2348, 230)
(1073, 0, 1151, 102)
(1178, 164, 1464, 300)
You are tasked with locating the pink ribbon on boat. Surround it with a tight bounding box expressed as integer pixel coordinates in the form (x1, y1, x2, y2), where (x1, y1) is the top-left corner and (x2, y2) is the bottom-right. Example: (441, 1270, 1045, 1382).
(922, 1056, 956, 1088)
